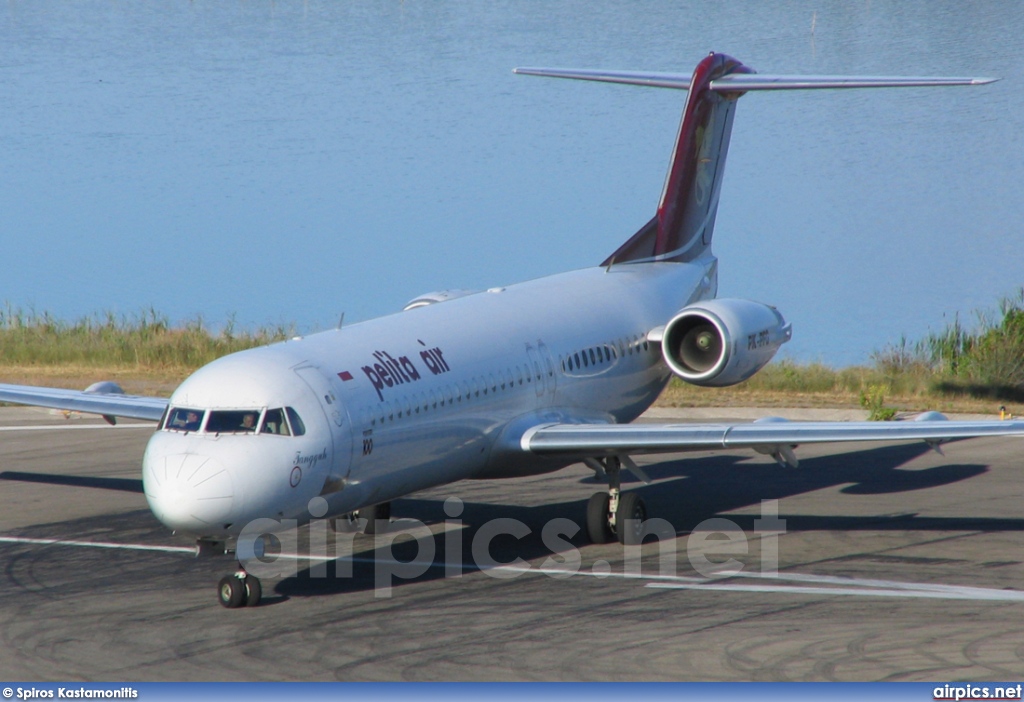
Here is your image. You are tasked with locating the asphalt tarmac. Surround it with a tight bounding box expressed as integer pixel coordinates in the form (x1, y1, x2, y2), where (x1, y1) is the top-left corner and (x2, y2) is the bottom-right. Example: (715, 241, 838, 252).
(2, 406, 1024, 681)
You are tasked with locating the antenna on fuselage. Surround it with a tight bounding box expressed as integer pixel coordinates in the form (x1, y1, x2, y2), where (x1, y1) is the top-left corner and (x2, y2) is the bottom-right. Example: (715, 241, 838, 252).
(337, 312, 345, 330)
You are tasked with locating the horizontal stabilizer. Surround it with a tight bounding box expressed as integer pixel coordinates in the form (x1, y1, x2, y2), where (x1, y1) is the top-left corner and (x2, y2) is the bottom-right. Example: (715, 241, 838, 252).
(513, 67, 998, 92)
(513, 67, 691, 90)
(710, 73, 999, 91)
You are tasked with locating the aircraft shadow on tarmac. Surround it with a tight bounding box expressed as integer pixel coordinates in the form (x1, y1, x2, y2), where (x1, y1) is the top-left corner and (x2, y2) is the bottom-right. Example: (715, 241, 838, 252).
(0, 470, 144, 493)
(273, 441, 1001, 600)
(0, 441, 1010, 604)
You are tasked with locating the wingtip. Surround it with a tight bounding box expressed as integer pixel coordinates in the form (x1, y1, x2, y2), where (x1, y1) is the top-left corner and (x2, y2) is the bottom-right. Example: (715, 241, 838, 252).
(972, 77, 1000, 85)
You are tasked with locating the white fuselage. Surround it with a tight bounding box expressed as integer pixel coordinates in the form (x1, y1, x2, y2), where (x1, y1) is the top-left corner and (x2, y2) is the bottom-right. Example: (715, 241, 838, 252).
(141, 256, 717, 538)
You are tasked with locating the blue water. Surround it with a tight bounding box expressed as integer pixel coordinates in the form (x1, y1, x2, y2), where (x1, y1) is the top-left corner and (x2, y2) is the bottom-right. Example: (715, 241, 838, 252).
(1, 1, 1022, 367)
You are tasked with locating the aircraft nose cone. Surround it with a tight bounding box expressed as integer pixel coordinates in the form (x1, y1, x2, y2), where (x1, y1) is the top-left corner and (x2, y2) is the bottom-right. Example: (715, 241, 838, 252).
(143, 453, 237, 534)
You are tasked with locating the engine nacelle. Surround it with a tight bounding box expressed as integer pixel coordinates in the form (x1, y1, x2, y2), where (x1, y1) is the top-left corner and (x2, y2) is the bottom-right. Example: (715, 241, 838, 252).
(660, 298, 792, 387)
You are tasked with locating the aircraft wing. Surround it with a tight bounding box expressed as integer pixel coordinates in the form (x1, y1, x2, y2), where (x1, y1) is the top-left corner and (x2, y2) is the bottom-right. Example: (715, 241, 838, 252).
(521, 414, 1024, 467)
(0, 382, 168, 423)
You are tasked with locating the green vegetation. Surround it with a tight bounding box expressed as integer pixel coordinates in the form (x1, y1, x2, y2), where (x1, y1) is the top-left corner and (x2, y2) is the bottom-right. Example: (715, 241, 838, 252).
(858, 384, 897, 421)
(0, 305, 292, 372)
(916, 289, 1024, 402)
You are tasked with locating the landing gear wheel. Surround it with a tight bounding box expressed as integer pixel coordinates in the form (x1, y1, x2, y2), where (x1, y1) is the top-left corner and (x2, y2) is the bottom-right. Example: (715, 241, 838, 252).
(243, 575, 262, 607)
(616, 492, 647, 546)
(586, 492, 614, 544)
(218, 575, 245, 609)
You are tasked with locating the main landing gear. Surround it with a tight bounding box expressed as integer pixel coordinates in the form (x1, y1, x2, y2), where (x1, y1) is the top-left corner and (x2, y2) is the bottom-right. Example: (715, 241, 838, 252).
(218, 567, 262, 609)
(329, 501, 392, 535)
(584, 455, 648, 545)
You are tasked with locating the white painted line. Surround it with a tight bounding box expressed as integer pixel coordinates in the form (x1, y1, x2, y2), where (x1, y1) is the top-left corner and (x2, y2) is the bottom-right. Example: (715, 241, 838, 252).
(0, 423, 154, 432)
(269, 551, 706, 583)
(722, 569, 1022, 597)
(0, 535, 195, 554)
(646, 581, 1024, 601)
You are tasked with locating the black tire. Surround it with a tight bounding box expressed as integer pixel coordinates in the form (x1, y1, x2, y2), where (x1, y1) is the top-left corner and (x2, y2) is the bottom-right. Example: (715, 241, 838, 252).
(218, 575, 245, 609)
(586, 492, 614, 544)
(616, 492, 647, 546)
(243, 575, 262, 607)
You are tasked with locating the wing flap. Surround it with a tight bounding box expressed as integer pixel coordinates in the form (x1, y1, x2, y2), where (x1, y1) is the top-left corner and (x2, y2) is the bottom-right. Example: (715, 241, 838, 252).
(0, 383, 168, 422)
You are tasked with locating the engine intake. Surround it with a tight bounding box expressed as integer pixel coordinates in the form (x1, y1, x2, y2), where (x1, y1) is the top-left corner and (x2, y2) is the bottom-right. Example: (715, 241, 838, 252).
(661, 298, 791, 387)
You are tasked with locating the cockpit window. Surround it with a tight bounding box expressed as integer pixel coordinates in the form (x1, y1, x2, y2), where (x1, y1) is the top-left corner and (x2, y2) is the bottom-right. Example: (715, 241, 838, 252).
(286, 407, 306, 436)
(165, 407, 205, 432)
(260, 408, 291, 436)
(207, 409, 261, 434)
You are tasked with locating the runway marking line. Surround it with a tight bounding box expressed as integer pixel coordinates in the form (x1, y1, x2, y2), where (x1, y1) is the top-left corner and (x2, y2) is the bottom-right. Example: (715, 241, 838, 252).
(645, 581, 1024, 601)
(0, 535, 195, 554)
(0, 423, 153, 432)
(2, 533, 1022, 601)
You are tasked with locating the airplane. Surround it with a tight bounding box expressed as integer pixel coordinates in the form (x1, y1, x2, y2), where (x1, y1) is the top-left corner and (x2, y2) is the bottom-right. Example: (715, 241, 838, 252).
(2, 52, 1021, 609)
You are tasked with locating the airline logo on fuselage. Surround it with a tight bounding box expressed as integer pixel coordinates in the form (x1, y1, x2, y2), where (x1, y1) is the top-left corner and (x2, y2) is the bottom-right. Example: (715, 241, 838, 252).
(361, 340, 451, 401)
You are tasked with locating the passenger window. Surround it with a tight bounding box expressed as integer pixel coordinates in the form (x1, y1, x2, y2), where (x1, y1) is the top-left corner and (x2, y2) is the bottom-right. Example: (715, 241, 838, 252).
(260, 408, 291, 436)
(166, 407, 204, 433)
(286, 407, 306, 436)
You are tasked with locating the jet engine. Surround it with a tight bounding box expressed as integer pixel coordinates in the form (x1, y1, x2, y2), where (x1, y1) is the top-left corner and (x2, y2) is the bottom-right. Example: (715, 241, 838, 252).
(660, 298, 791, 387)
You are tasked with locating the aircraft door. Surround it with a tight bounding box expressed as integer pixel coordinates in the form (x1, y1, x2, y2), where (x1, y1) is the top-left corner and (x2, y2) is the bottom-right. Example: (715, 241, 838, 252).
(528, 341, 557, 400)
(293, 364, 354, 488)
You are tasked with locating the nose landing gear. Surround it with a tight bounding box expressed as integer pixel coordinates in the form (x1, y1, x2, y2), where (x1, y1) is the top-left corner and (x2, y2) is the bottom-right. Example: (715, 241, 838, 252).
(584, 455, 648, 546)
(217, 568, 262, 608)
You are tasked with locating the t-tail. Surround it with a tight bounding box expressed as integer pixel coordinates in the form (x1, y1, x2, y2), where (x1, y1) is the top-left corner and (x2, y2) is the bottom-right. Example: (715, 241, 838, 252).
(514, 53, 996, 266)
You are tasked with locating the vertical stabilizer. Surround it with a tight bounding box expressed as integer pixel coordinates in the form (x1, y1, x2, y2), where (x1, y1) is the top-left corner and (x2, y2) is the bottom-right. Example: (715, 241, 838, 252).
(603, 53, 750, 265)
